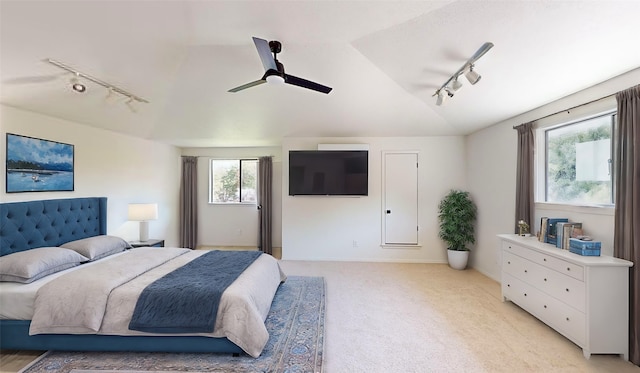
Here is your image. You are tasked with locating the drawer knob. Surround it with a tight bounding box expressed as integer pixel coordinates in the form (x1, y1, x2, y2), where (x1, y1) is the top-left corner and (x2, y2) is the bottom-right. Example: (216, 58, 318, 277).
(524, 293, 527, 297)
(507, 284, 511, 287)
(566, 288, 570, 292)
(566, 317, 570, 321)
(524, 269, 528, 273)
(567, 267, 571, 271)
(544, 278, 547, 281)
(543, 258, 547, 262)
(544, 305, 547, 309)
(508, 261, 511, 264)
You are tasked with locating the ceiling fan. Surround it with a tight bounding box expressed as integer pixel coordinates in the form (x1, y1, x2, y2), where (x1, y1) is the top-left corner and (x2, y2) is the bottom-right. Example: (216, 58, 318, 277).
(228, 37, 332, 94)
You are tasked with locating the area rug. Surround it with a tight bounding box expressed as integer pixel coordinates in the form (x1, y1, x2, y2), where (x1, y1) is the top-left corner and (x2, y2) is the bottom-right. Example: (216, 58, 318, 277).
(20, 276, 325, 373)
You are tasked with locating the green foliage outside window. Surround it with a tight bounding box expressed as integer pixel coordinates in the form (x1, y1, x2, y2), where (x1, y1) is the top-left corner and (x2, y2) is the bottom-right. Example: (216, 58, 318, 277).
(546, 114, 613, 204)
(211, 159, 257, 203)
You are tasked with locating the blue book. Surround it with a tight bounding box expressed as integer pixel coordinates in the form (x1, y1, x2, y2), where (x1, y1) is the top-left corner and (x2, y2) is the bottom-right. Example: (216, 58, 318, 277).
(545, 218, 568, 245)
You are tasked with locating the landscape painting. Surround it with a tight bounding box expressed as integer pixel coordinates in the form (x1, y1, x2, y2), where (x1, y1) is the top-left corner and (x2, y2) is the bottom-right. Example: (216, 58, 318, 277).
(6, 133, 74, 193)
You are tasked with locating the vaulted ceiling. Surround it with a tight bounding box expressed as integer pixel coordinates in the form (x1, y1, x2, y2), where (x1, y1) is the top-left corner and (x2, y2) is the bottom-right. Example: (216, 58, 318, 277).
(2, 1, 639, 147)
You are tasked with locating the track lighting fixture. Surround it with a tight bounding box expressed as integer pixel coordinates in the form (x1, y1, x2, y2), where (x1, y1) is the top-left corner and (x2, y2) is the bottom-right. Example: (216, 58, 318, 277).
(125, 96, 138, 113)
(104, 87, 117, 103)
(432, 42, 493, 106)
(465, 65, 481, 85)
(451, 77, 463, 91)
(70, 73, 86, 93)
(46, 58, 149, 109)
(445, 87, 455, 97)
(436, 90, 447, 106)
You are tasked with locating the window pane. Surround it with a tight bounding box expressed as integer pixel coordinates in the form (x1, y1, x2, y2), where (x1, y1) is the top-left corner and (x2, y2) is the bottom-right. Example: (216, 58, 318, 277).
(212, 160, 239, 202)
(241, 160, 257, 203)
(546, 115, 612, 204)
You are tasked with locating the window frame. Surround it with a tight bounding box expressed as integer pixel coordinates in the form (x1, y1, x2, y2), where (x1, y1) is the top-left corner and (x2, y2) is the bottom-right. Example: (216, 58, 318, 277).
(208, 158, 258, 205)
(534, 98, 617, 210)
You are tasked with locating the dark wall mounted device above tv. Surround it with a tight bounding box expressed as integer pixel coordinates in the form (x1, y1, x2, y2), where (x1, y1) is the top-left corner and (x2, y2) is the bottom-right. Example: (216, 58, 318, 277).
(289, 150, 368, 196)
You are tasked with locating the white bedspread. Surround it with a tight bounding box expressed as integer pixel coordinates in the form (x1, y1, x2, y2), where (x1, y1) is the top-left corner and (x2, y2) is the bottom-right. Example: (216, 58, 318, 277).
(27, 248, 286, 357)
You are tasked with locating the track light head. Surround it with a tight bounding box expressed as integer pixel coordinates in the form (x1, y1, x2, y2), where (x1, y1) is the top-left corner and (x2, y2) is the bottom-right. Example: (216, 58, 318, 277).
(436, 90, 447, 106)
(70, 74, 86, 93)
(451, 77, 463, 91)
(445, 87, 455, 97)
(465, 65, 481, 85)
(125, 96, 138, 113)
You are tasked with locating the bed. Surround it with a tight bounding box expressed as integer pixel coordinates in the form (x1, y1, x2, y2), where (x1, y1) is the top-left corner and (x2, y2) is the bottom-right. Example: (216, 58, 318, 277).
(0, 197, 286, 357)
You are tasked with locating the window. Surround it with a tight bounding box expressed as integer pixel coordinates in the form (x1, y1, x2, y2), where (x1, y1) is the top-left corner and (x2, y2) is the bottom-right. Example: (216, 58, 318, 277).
(209, 159, 257, 203)
(541, 111, 615, 206)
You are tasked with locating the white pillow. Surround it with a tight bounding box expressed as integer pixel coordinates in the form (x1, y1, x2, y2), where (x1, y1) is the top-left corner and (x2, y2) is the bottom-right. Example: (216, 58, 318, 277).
(61, 235, 131, 261)
(0, 247, 89, 283)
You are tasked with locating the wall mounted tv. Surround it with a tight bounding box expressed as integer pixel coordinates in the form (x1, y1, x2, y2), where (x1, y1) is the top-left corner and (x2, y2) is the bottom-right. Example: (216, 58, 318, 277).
(289, 150, 368, 196)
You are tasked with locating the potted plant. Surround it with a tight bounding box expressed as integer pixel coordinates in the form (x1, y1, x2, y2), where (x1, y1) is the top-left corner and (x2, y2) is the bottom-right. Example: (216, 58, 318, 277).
(438, 190, 477, 270)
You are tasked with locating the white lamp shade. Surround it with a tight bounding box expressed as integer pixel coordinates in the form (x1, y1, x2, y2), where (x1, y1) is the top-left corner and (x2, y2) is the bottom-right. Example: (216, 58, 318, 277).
(128, 203, 158, 221)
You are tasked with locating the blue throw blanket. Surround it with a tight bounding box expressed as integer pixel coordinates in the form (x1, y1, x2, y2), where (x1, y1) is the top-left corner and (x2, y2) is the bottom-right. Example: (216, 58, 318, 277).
(128, 250, 262, 333)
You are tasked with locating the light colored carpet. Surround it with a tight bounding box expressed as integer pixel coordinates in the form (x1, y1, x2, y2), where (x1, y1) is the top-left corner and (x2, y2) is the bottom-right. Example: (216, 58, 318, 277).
(278, 261, 639, 373)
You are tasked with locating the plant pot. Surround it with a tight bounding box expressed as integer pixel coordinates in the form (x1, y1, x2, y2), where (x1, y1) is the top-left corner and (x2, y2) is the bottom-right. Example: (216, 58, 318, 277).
(447, 249, 469, 270)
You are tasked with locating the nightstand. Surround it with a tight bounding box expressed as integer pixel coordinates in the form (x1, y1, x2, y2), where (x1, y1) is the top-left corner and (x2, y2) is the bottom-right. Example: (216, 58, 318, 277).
(129, 239, 165, 248)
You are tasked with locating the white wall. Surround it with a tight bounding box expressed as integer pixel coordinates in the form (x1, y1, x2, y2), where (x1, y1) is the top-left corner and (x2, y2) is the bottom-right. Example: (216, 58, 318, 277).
(467, 67, 640, 281)
(1, 104, 182, 246)
(180, 147, 282, 248)
(281, 136, 466, 262)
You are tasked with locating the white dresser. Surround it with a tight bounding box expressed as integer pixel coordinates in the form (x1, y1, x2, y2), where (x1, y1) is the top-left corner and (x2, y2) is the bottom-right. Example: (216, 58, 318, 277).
(498, 234, 633, 360)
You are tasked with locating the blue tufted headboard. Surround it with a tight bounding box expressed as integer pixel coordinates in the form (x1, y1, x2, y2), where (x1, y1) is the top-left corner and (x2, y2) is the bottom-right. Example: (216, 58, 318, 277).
(0, 197, 107, 256)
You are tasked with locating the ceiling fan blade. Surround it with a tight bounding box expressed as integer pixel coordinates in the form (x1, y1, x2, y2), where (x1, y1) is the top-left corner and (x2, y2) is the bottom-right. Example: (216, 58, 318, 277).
(228, 79, 266, 93)
(284, 74, 332, 94)
(252, 37, 277, 72)
(4, 74, 64, 85)
(467, 42, 494, 64)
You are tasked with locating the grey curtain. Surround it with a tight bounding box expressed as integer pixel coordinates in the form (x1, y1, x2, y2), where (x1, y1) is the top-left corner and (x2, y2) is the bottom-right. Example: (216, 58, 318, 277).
(514, 122, 535, 234)
(179, 156, 198, 249)
(614, 85, 640, 365)
(257, 156, 273, 255)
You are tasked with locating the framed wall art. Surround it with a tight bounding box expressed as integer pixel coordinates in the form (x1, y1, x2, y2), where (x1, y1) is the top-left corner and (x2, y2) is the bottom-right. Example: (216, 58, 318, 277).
(6, 133, 74, 193)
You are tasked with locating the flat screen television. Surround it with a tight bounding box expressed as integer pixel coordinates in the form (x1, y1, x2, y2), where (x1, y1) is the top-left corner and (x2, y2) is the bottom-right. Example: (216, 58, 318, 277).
(289, 150, 368, 196)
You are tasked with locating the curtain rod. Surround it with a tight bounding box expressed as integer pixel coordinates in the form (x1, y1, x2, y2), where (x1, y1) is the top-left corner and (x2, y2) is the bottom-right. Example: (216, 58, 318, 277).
(513, 92, 616, 129)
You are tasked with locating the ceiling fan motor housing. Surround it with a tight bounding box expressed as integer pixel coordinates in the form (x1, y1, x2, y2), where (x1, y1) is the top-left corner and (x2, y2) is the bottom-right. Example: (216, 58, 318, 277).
(268, 40, 282, 54)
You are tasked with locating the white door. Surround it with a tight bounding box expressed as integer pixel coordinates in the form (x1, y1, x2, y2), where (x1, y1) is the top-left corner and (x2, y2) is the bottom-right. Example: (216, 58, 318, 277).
(383, 152, 418, 245)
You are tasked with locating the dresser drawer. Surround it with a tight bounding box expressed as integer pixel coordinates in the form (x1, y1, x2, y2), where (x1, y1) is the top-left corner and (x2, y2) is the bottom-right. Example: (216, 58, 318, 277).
(536, 265, 585, 312)
(502, 241, 584, 281)
(502, 251, 534, 281)
(531, 290, 586, 345)
(502, 272, 538, 309)
(502, 273, 586, 345)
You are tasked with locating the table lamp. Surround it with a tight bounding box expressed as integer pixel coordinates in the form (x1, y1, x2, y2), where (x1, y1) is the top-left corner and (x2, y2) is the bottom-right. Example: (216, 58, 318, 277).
(128, 203, 158, 242)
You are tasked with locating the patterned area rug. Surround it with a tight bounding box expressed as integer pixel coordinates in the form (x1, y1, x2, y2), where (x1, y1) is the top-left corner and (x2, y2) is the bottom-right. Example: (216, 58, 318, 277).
(20, 276, 325, 373)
